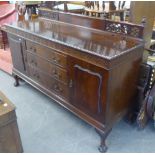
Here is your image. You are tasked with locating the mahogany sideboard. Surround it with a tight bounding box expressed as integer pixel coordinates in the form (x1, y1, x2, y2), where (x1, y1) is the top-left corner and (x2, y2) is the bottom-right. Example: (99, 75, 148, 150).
(4, 15, 144, 152)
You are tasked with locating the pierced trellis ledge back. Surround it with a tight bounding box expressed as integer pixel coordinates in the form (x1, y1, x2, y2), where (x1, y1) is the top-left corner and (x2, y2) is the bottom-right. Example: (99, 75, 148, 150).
(38, 9, 144, 39)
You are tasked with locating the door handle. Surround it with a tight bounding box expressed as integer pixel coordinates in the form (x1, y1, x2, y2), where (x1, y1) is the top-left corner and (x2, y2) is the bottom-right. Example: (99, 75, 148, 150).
(69, 79, 73, 88)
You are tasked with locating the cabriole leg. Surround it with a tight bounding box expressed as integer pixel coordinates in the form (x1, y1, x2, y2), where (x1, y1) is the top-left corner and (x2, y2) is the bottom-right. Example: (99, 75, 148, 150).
(95, 128, 112, 153)
(13, 74, 20, 87)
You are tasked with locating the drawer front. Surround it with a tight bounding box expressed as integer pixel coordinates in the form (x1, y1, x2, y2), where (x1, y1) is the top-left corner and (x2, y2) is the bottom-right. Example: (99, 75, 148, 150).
(28, 65, 69, 100)
(27, 52, 68, 84)
(26, 40, 67, 68)
(28, 65, 48, 88)
(48, 79, 69, 100)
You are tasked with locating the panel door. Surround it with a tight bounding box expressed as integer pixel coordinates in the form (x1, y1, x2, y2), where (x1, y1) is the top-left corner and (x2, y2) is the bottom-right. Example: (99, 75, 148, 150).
(8, 35, 27, 73)
(68, 56, 108, 121)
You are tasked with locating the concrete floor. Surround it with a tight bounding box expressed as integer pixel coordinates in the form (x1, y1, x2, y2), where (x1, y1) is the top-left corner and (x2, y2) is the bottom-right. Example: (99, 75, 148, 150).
(0, 70, 155, 153)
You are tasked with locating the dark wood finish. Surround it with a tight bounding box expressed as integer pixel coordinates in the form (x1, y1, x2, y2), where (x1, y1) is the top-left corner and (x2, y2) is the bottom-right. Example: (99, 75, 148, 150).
(38, 9, 144, 39)
(95, 128, 112, 153)
(26, 40, 67, 68)
(28, 64, 69, 100)
(5, 16, 144, 152)
(26, 52, 68, 83)
(0, 91, 23, 153)
(8, 35, 27, 74)
(68, 56, 108, 122)
(13, 74, 20, 87)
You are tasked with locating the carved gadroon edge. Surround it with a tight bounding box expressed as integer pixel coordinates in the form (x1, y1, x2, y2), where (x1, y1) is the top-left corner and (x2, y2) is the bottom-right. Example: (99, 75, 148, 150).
(5, 25, 144, 70)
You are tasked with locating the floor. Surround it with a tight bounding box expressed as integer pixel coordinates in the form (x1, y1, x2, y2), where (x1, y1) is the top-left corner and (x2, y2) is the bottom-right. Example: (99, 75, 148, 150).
(0, 48, 12, 74)
(0, 70, 155, 153)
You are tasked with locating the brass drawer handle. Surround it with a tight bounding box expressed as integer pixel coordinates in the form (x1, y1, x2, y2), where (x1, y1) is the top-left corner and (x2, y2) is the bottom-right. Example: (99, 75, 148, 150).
(52, 69, 61, 79)
(30, 60, 37, 66)
(33, 48, 36, 52)
(53, 69, 57, 74)
(33, 73, 39, 79)
(52, 57, 60, 64)
(36, 74, 40, 79)
(69, 79, 73, 88)
(30, 47, 36, 52)
(34, 62, 37, 66)
(53, 84, 63, 93)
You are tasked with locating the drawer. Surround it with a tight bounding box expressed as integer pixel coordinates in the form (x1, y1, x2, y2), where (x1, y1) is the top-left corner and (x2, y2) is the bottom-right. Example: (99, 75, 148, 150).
(27, 52, 68, 84)
(28, 65, 69, 100)
(26, 40, 67, 68)
(28, 65, 48, 88)
(48, 79, 69, 101)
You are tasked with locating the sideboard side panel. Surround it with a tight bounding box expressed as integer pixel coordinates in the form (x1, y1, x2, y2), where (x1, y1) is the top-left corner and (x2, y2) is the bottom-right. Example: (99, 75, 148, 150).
(105, 48, 143, 127)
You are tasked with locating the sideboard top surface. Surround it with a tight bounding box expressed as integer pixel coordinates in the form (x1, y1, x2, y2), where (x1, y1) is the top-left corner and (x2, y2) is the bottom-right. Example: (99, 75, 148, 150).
(0, 91, 15, 117)
(6, 18, 144, 60)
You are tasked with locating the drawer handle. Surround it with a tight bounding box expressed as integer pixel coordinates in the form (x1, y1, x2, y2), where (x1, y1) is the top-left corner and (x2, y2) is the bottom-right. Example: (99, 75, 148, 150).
(69, 79, 73, 88)
(33, 73, 39, 79)
(36, 74, 40, 79)
(31, 60, 37, 66)
(33, 48, 36, 52)
(53, 84, 63, 93)
(53, 69, 57, 74)
(52, 69, 61, 79)
(53, 57, 60, 64)
(30, 47, 36, 52)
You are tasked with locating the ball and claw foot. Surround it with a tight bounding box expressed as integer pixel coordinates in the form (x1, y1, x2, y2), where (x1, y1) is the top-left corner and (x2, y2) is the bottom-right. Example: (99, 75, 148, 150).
(14, 80, 19, 87)
(98, 144, 108, 153)
(95, 128, 111, 153)
(13, 75, 20, 87)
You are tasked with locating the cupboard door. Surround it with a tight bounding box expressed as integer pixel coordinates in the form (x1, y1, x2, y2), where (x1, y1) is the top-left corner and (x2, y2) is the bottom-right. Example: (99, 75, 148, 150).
(8, 35, 26, 73)
(68, 56, 108, 120)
